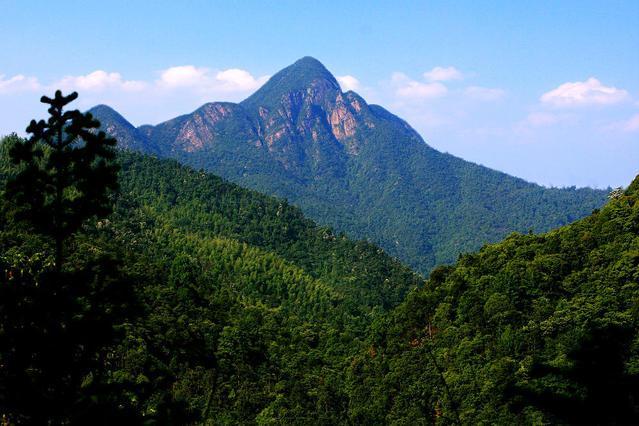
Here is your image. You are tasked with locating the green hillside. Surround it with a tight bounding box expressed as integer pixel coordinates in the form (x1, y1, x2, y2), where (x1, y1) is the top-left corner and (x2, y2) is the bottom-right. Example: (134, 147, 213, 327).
(347, 175, 639, 424)
(0, 135, 421, 423)
(1, 128, 635, 424)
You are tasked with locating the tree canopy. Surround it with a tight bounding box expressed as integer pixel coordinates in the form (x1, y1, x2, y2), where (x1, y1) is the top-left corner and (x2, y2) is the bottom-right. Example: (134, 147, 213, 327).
(0, 90, 634, 423)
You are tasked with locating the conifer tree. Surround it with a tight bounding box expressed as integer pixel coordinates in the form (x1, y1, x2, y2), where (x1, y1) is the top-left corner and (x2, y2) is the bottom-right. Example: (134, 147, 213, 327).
(6, 90, 119, 269)
(0, 92, 133, 423)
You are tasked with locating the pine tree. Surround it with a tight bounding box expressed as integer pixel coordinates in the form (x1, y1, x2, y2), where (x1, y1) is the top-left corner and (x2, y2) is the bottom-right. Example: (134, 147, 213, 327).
(6, 90, 119, 269)
(0, 92, 134, 423)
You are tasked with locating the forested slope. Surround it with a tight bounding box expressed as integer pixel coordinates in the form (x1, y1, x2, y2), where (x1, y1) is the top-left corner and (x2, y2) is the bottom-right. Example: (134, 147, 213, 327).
(347, 176, 639, 424)
(0, 136, 421, 423)
(1, 131, 633, 424)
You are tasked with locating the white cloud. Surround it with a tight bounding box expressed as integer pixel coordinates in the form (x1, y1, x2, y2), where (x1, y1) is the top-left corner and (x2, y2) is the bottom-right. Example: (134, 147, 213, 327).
(0, 65, 274, 134)
(336, 75, 360, 92)
(158, 65, 268, 93)
(0, 64, 271, 132)
(423, 66, 463, 82)
(56, 70, 147, 92)
(541, 77, 628, 107)
(609, 113, 639, 133)
(215, 68, 269, 92)
(158, 65, 209, 88)
(0, 74, 40, 93)
(409, 110, 453, 128)
(464, 86, 506, 101)
(514, 111, 577, 134)
(391, 72, 447, 99)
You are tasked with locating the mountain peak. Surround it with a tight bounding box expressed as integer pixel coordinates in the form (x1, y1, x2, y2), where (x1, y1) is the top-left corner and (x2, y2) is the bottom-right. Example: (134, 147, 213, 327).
(88, 105, 135, 131)
(88, 104, 162, 153)
(241, 56, 339, 109)
(277, 56, 338, 86)
(291, 56, 334, 74)
(88, 104, 123, 118)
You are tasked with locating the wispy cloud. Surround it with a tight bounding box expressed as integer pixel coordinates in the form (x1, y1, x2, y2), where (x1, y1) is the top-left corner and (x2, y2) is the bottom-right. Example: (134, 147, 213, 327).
(607, 113, 639, 133)
(621, 113, 639, 132)
(0, 74, 40, 93)
(157, 65, 268, 93)
(0, 66, 272, 129)
(521, 112, 567, 127)
(423, 66, 463, 82)
(391, 72, 447, 100)
(463, 86, 505, 101)
(336, 75, 360, 91)
(0, 66, 269, 98)
(540, 77, 629, 107)
(57, 71, 147, 92)
(389, 67, 504, 104)
(526, 112, 558, 126)
(215, 69, 269, 91)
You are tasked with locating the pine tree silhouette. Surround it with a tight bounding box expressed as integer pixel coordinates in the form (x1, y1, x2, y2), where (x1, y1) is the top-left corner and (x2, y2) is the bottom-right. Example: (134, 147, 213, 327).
(1, 92, 136, 423)
(6, 90, 119, 270)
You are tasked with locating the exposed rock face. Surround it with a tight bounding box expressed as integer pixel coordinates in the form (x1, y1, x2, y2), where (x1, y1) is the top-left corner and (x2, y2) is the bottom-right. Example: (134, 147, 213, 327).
(104, 122, 137, 146)
(93, 58, 371, 166)
(176, 116, 211, 152)
(174, 103, 236, 152)
(240, 68, 371, 164)
(330, 94, 358, 148)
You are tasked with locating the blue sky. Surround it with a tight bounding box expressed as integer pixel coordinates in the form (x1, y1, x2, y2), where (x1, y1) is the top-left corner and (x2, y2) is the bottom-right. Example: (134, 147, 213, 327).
(1, 0, 637, 188)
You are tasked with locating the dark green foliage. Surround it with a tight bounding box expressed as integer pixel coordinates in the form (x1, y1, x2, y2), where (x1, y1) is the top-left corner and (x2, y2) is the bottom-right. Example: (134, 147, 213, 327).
(116, 152, 420, 311)
(0, 137, 421, 423)
(101, 152, 422, 422)
(0, 234, 137, 424)
(347, 176, 639, 424)
(6, 91, 118, 267)
(0, 91, 131, 424)
(0, 118, 631, 424)
(90, 57, 608, 275)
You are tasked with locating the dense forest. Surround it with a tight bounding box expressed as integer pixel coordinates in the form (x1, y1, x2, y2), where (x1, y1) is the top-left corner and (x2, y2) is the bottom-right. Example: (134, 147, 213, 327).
(0, 125, 422, 423)
(348, 176, 639, 424)
(0, 91, 636, 424)
(91, 57, 608, 275)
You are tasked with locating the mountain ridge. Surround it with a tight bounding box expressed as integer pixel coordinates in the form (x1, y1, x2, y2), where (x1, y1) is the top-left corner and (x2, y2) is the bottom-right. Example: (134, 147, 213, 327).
(89, 56, 608, 273)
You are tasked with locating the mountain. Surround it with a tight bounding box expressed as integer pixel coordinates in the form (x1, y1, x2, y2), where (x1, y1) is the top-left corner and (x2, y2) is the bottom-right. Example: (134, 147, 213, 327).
(90, 57, 608, 274)
(347, 176, 639, 424)
(88, 104, 159, 154)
